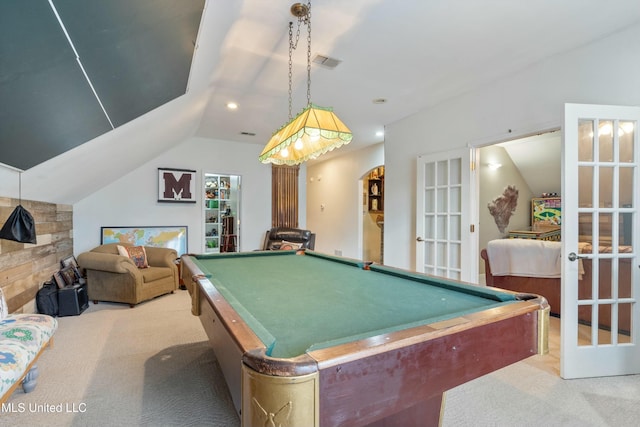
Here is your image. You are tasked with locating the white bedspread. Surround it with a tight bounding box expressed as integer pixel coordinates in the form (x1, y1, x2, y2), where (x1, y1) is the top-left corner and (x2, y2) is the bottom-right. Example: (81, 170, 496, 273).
(486, 239, 562, 278)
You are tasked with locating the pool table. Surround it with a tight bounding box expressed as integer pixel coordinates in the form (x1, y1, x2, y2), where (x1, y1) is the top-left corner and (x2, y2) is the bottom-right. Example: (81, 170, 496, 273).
(181, 250, 549, 427)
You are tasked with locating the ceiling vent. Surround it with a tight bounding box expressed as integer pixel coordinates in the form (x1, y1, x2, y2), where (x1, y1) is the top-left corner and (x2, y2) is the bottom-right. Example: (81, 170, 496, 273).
(312, 54, 341, 69)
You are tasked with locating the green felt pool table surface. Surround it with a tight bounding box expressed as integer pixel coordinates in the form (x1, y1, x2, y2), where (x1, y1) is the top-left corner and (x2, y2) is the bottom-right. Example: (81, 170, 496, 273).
(190, 250, 521, 358)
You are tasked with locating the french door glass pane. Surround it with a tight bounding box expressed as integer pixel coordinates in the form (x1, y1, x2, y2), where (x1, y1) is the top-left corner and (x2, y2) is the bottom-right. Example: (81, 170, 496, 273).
(579, 119, 594, 162)
(619, 303, 632, 342)
(578, 212, 593, 245)
(597, 306, 613, 345)
(598, 120, 614, 162)
(424, 215, 434, 239)
(424, 163, 435, 187)
(598, 213, 612, 246)
(619, 259, 632, 299)
(450, 215, 461, 241)
(450, 187, 461, 213)
(437, 189, 448, 213)
(424, 189, 435, 213)
(436, 242, 446, 268)
(425, 241, 434, 265)
(449, 243, 460, 270)
(577, 306, 593, 346)
(580, 256, 594, 300)
(579, 166, 593, 208)
(619, 121, 634, 163)
(620, 168, 633, 208)
(437, 161, 448, 185)
(449, 158, 461, 185)
(598, 258, 612, 300)
(599, 167, 614, 208)
(437, 215, 447, 239)
(618, 212, 635, 244)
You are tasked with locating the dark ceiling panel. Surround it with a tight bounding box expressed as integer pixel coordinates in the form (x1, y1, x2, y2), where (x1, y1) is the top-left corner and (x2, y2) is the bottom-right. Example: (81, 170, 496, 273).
(0, 0, 204, 170)
(0, 0, 112, 170)
(1, 61, 115, 171)
(54, 0, 205, 127)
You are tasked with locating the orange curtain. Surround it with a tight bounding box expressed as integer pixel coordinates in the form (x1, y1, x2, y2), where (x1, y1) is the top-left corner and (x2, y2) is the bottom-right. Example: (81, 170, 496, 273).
(271, 165, 299, 227)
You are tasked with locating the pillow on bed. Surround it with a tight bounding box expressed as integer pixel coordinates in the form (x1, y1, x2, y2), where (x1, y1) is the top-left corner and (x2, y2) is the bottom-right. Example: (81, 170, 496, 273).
(279, 240, 302, 250)
(117, 245, 149, 268)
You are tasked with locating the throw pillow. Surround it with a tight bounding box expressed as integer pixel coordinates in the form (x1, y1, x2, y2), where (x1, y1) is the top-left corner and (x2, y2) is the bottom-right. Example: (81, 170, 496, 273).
(117, 245, 149, 268)
(279, 240, 302, 250)
(0, 287, 8, 320)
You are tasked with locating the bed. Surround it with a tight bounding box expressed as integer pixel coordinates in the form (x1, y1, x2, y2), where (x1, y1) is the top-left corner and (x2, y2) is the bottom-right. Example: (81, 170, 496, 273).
(482, 239, 632, 332)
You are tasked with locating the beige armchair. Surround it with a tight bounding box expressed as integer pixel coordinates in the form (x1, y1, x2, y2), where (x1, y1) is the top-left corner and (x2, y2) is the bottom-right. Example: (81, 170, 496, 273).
(77, 243, 178, 307)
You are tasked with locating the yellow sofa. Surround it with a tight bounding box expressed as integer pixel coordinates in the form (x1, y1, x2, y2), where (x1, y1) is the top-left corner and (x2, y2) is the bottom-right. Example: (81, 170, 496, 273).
(77, 243, 178, 307)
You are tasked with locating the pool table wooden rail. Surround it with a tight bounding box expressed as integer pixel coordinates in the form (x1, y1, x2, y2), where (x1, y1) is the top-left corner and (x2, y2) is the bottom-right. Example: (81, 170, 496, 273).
(308, 295, 549, 369)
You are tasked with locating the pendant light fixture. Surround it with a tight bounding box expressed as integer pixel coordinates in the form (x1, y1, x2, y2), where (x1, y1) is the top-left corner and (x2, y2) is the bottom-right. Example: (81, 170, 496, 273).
(259, 1, 352, 165)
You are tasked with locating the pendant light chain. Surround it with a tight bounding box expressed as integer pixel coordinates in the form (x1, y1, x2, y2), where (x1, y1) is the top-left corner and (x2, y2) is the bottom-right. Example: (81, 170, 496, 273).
(306, 1, 312, 107)
(288, 22, 294, 120)
(287, 2, 311, 119)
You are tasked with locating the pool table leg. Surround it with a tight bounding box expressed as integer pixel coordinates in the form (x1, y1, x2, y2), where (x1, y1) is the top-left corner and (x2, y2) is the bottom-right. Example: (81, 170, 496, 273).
(241, 364, 319, 427)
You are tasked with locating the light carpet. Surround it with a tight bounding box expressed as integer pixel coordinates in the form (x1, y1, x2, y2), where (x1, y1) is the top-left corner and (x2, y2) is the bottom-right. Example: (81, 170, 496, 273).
(3, 291, 639, 426)
(2, 290, 239, 427)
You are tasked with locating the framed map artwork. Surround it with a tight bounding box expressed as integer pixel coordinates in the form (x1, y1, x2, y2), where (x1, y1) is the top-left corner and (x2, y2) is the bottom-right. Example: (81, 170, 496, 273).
(100, 226, 188, 256)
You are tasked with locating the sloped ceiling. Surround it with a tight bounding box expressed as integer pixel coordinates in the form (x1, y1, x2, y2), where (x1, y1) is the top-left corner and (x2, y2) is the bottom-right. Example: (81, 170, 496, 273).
(499, 131, 562, 197)
(0, 0, 204, 170)
(1, 1, 640, 205)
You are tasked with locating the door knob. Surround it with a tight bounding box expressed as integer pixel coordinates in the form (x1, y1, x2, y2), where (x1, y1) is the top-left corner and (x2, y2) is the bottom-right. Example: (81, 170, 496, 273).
(568, 252, 586, 262)
(416, 237, 425, 242)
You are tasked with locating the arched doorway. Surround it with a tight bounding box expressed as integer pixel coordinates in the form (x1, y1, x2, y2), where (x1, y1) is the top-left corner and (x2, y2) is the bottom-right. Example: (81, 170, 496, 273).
(362, 166, 384, 263)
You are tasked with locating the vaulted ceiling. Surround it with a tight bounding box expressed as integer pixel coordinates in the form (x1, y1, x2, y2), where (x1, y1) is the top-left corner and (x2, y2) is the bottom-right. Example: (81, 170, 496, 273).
(0, 0, 204, 170)
(1, 1, 640, 204)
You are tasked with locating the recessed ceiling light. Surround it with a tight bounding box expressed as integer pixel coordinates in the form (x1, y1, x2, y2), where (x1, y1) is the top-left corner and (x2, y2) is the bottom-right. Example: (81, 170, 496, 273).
(376, 130, 384, 137)
(226, 102, 238, 110)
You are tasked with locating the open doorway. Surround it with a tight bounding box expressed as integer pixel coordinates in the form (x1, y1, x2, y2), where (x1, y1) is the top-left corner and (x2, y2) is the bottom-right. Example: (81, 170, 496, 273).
(476, 129, 562, 375)
(477, 130, 561, 283)
(362, 166, 384, 263)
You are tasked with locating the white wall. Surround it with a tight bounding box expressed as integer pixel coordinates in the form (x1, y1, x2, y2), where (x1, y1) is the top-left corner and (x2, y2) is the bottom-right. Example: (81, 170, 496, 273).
(383, 23, 640, 270)
(73, 137, 272, 255)
(306, 143, 383, 259)
(478, 145, 534, 272)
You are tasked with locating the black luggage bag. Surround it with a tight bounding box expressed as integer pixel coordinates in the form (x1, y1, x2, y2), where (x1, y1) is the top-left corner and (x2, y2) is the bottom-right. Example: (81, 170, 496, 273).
(36, 280, 59, 316)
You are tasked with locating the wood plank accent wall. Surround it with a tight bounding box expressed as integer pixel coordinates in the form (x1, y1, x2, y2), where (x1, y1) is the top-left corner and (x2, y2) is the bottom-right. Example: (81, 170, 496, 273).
(0, 197, 73, 314)
(271, 165, 299, 228)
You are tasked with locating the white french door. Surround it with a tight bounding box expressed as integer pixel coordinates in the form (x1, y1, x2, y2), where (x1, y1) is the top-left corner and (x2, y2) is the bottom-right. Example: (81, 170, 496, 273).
(562, 103, 640, 379)
(416, 148, 476, 282)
